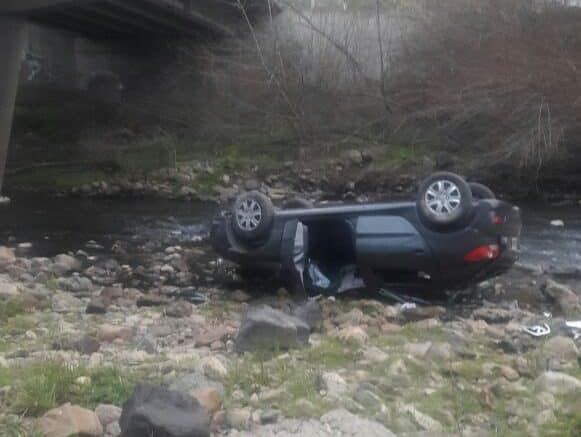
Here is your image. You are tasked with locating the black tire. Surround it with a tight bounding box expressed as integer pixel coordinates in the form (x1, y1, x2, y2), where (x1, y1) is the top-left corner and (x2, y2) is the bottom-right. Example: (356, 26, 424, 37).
(231, 191, 274, 241)
(283, 197, 314, 209)
(469, 182, 495, 200)
(417, 172, 473, 227)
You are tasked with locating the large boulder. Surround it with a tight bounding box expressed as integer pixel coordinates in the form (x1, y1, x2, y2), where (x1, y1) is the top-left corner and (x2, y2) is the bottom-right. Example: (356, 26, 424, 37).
(37, 403, 103, 437)
(119, 384, 209, 437)
(235, 305, 310, 352)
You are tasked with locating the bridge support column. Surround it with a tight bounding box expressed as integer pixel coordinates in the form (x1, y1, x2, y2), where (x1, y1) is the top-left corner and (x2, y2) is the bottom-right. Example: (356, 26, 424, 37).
(0, 17, 26, 201)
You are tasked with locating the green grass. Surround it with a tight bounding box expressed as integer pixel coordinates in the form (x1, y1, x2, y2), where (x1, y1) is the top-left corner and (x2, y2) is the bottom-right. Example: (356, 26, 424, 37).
(0, 417, 44, 437)
(1, 314, 35, 336)
(223, 336, 362, 417)
(304, 337, 360, 369)
(7, 166, 107, 190)
(0, 298, 26, 321)
(0, 361, 137, 416)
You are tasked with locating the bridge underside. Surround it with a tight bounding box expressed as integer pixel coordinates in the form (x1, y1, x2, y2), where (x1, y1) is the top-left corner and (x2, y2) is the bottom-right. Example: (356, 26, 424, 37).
(0, 0, 274, 196)
(5, 0, 272, 38)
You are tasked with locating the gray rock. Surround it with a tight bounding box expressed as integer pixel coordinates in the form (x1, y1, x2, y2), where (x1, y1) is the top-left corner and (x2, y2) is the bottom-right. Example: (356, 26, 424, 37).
(289, 300, 322, 331)
(105, 421, 121, 437)
(86, 297, 108, 314)
(95, 404, 122, 427)
(53, 334, 101, 355)
(165, 300, 193, 318)
(235, 305, 310, 352)
(260, 409, 280, 424)
(543, 336, 579, 361)
(234, 408, 396, 436)
(543, 279, 581, 316)
(135, 334, 157, 354)
(57, 275, 93, 293)
(0, 246, 16, 267)
(0, 274, 19, 297)
(472, 306, 513, 324)
(169, 373, 225, 396)
(402, 305, 445, 322)
(226, 407, 251, 430)
(120, 384, 209, 437)
(52, 254, 82, 274)
(52, 292, 83, 313)
(534, 371, 581, 395)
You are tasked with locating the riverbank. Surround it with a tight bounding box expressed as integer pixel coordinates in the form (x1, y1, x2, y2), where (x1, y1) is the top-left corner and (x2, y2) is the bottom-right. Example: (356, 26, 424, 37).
(0, 196, 580, 436)
(6, 143, 581, 207)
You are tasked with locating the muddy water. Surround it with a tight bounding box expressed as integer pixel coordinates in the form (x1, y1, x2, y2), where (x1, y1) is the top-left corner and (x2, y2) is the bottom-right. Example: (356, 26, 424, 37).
(0, 196, 579, 274)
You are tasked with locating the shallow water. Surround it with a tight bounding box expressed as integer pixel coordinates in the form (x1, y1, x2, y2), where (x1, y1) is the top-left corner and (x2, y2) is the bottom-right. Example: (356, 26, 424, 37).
(0, 196, 579, 274)
(0, 195, 217, 258)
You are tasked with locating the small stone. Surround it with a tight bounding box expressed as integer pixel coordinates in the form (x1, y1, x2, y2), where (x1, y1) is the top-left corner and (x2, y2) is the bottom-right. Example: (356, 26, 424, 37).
(86, 297, 108, 314)
(38, 403, 103, 437)
(499, 365, 520, 381)
(401, 305, 445, 322)
(425, 342, 454, 361)
(97, 324, 134, 342)
(95, 404, 122, 427)
(165, 300, 193, 318)
(230, 289, 251, 302)
(226, 407, 251, 430)
(57, 276, 92, 293)
(202, 356, 228, 381)
(192, 388, 222, 415)
(403, 342, 432, 358)
(0, 246, 16, 267)
(137, 294, 170, 307)
(289, 299, 322, 331)
(322, 372, 348, 399)
(337, 326, 368, 346)
(260, 409, 280, 424)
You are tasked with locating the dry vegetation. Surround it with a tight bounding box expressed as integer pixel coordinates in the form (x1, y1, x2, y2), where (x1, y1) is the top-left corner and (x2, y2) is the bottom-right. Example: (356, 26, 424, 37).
(57, 0, 581, 192)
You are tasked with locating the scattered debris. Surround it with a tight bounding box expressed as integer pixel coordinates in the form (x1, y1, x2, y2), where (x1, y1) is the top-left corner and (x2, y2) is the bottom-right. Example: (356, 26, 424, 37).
(522, 323, 551, 337)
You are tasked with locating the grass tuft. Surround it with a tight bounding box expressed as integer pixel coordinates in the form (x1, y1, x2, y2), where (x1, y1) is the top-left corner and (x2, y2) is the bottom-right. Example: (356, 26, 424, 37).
(0, 361, 136, 416)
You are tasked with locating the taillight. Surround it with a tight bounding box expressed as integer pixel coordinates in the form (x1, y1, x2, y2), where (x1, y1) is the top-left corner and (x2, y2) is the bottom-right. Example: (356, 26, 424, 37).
(464, 244, 500, 262)
(491, 213, 505, 225)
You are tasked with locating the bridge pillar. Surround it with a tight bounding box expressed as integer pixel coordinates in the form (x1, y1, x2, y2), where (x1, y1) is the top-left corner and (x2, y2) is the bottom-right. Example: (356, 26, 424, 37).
(0, 17, 26, 201)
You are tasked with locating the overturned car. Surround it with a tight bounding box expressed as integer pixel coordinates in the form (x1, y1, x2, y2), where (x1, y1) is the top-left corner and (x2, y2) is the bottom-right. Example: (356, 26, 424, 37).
(210, 172, 522, 297)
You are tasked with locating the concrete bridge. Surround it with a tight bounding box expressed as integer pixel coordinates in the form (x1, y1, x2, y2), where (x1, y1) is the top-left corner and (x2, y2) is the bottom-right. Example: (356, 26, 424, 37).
(0, 0, 272, 198)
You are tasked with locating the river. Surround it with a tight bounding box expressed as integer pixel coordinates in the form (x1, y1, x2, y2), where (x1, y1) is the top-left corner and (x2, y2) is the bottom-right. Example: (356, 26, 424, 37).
(0, 196, 579, 276)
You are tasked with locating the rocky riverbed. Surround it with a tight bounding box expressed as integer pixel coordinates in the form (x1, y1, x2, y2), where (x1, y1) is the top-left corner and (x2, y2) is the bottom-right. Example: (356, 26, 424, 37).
(0, 203, 580, 437)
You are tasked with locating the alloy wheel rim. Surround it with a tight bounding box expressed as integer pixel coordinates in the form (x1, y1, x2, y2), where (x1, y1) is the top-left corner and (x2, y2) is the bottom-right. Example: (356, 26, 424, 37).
(425, 180, 462, 217)
(236, 199, 262, 231)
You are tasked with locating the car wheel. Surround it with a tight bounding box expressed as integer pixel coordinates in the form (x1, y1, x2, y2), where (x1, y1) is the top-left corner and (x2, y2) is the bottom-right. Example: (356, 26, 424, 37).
(469, 182, 495, 200)
(232, 191, 274, 241)
(283, 197, 314, 209)
(417, 172, 473, 226)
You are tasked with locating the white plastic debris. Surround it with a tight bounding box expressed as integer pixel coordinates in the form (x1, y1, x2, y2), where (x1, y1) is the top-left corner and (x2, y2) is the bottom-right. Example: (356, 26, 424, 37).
(401, 302, 417, 311)
(550, 219, 564, 227)
(522, 323, 551, 337)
